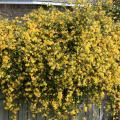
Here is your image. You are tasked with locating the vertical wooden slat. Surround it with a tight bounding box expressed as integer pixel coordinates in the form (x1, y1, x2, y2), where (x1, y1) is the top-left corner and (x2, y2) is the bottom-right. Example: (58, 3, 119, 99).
(17, 110, 19, 120)
(8, 110, 13, 120)
(0, 94, 4, 120)
(36, 114, 41, 120)
(3, 106, 9, 120)
(99, 107, 103, 120)
(77, 103, 86, 120)
(36, 113, 44, 120)
(0, 99, 4, 120)
(18, 103, 22, 120)
(93, 105, 101, 120)
(87, 104, 92, 120)
(18, 102, 28, 120)
(18, 104, 27, 120)
(27, 106, 33, 120)
(0, 93, 6, 120)
(91, 104, 95, 120)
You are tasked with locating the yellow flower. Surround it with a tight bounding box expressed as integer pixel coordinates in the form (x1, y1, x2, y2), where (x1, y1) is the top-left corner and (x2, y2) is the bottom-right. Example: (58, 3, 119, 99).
(18, 76, 24, 81)
(70, 110, 76, 115)
(58, 91, 63, 101)
(34, 88, 41, 97)
(3, 55, 10, 64)
(44, 40, 54, 45)
(84, 106, 87, 112)
(52, 101, 58, 110)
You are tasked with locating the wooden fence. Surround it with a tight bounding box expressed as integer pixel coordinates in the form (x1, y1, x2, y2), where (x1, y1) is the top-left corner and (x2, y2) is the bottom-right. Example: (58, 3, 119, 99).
(0, 98, 112, 120)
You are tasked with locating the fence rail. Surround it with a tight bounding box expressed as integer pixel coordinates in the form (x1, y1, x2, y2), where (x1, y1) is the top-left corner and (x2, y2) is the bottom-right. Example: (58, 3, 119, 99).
(0, 0, 97, 6)
(0, 0, 75, 6)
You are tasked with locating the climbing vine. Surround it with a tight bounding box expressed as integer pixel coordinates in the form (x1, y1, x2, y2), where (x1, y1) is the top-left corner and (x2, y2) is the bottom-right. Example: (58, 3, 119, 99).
(0, 1, 119, 120)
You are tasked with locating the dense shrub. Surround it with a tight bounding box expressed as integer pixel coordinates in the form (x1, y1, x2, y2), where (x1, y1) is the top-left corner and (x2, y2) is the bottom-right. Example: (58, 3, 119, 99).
(0, 1, 120, 120)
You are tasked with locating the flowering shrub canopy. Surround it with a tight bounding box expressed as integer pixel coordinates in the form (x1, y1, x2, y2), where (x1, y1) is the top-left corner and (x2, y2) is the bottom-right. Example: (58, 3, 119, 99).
(0, 1, 120, 120)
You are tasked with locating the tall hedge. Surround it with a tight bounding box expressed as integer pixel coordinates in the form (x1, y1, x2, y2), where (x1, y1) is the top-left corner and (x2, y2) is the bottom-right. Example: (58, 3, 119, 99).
(0, 1, 120, 120)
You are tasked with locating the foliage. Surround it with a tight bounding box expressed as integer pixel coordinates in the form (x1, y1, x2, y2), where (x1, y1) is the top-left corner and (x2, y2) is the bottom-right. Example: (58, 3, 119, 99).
(0, 1, 120, 120)
(113, 0, 120, 21)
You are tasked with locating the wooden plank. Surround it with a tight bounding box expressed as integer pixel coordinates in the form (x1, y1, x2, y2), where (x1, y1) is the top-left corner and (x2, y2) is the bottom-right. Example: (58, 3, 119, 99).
(36, 113, 44, 120)
(99, 107, 103, 120)
(18, 103, 22, 120)
(27, 107, 35, 120)
(18, 102, 28, 120)
(0, 99, 4, 120)
(4, 105, 9, 120)
(87, 105, 93, 120)
(0, 99, 9, 120)
(77, 103, 86, 120)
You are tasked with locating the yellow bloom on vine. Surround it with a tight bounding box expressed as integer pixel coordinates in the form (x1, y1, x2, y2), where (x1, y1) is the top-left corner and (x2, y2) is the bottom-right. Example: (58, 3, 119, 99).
(3, 55, 10, 64)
